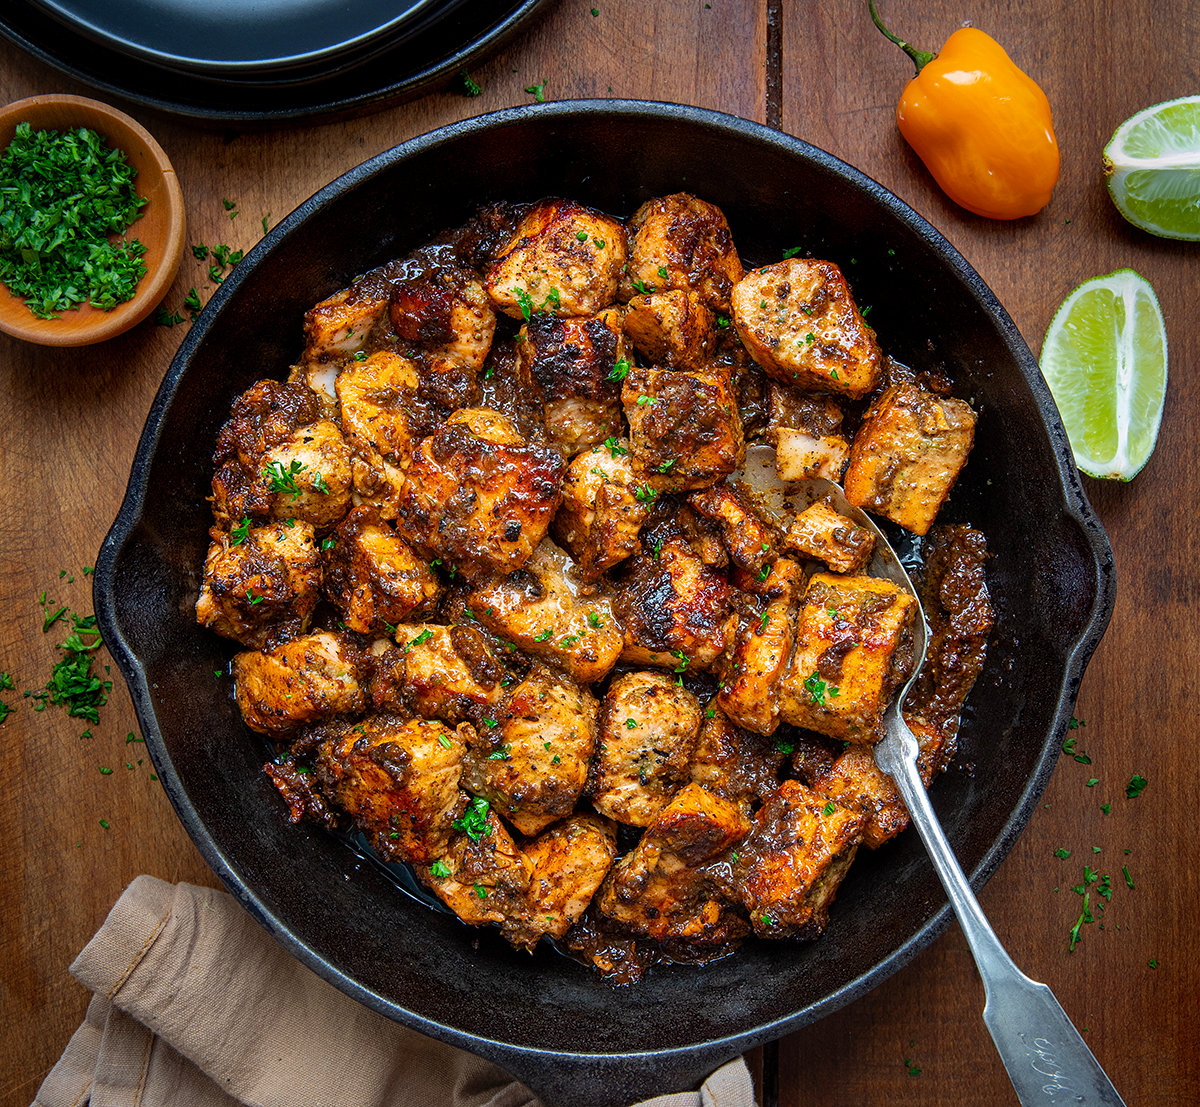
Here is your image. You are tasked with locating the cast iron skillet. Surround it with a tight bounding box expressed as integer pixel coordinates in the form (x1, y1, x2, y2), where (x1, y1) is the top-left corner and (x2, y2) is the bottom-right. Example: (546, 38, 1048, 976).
(94, 102, 1115, 1107)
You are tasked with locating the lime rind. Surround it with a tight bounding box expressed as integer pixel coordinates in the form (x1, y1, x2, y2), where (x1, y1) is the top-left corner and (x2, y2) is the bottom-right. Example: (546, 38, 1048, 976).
(1040, 269, 1167, 481)
(1104, 95, 1200, 240)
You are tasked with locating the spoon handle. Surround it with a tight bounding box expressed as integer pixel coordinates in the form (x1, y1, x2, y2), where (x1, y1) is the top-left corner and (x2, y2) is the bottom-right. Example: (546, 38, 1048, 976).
(876, 724, 1126, 1106)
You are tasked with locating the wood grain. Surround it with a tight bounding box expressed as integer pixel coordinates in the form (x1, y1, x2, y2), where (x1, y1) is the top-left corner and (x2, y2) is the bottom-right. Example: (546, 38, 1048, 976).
(1, 2, 1196, 1105)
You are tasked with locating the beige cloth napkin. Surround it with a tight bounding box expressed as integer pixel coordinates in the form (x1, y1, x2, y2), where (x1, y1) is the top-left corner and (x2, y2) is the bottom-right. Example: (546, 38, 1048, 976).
(34, 877, 757, 1107)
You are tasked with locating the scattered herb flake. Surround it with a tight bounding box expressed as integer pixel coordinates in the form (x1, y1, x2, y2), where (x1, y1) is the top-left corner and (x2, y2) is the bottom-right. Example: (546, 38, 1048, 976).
(460, 70, 482, 96)
(183, 287, 202, 320)
(1125, 774, 1147, 798)
(513, 286, 534, 321)
(803, 671, 830, 706)
(524, 81, 547, 102)
(453, 796, 492, 841)
(263, 458, 306, 497)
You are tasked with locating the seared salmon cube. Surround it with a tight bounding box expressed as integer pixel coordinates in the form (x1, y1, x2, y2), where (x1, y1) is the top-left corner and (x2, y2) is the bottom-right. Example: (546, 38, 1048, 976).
(717, 558, 805, 736)
(782, 500, 875, 574)
(594, 671, 703, 827)
(778, 572, 916, 743)
(233, 631, 366, 735)
(501, 814, 618, 951)
(622, 289, 715, 370)
(485, 200, 627, 319)
(733, 779, 864, 939)
(394, 408, 564, 579)
(596, 782, 750, 945)
(517, 307, 625, 453)
(612, 537, 733, 672)
(731, 259, 881, 399)
(843, 381, 977, 536)
(625, 194, 745, 312)
(622, 366, 744, 493)
(322, 506, 442, 634)
(314, 715, 466, 864)
(552, 439, 648, 579)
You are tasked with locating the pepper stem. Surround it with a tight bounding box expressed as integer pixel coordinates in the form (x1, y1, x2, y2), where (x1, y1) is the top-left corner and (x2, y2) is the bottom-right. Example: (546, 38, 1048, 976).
(868, 1, 935, 74)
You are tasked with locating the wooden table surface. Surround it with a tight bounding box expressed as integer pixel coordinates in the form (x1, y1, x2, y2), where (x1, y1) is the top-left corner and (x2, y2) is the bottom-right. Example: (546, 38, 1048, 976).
(2, 3, 1196, 1104)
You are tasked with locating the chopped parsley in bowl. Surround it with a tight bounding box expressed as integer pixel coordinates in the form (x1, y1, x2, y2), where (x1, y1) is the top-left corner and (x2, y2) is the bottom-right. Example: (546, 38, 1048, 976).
(0, 94, 185, 347)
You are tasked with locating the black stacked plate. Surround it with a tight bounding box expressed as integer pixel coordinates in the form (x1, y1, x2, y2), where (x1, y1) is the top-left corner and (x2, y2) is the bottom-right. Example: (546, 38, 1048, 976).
(1, 0, 551, 122)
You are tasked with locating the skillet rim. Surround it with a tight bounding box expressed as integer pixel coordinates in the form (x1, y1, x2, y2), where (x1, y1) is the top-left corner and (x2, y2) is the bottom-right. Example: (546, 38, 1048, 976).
(93, 99, 1116, 1081)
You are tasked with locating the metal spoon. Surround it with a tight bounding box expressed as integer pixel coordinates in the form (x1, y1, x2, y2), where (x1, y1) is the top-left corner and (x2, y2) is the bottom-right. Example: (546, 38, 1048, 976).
(814, 477, 1126, 1107)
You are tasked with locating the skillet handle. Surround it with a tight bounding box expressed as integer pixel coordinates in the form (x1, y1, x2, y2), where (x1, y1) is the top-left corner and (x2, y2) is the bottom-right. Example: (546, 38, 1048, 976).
(472, 1043, 742, 1107)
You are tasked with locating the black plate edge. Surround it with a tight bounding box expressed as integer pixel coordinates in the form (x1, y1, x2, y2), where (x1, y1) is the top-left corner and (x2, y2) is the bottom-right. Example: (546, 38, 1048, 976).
(0, 0, 552, 125)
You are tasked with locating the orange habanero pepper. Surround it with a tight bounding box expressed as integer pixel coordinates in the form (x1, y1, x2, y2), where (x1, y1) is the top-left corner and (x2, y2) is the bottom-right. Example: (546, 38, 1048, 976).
(869, 2, 1060, 220)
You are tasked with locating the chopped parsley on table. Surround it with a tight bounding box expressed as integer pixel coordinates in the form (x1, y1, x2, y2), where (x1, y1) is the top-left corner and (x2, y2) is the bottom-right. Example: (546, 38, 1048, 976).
(1125, 773, 1148, 798)
(31, 605, 110, 725)
(0, 671, 15, 723)
(0, 122, 148, 317)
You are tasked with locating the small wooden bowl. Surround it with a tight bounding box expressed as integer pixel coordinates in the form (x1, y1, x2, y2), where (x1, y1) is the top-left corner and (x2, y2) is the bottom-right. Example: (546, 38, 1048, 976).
(0, 94, 186, 347)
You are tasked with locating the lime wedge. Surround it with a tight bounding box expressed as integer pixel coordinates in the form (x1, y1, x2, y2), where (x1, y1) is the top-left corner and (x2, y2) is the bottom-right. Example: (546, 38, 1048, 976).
(1104, 95, 1200, 240)
(1040, 269, 1167, 481)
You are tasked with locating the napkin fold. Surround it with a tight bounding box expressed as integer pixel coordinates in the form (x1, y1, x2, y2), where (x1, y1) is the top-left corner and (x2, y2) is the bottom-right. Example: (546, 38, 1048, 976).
(33, 877, 756, 1107)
